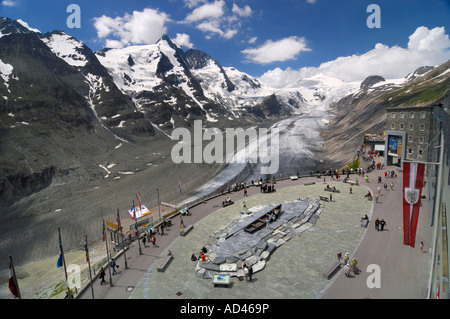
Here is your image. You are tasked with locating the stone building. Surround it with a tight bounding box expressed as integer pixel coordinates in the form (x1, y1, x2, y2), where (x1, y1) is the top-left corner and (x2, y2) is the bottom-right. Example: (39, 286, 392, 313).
(385, 105, 440, 167)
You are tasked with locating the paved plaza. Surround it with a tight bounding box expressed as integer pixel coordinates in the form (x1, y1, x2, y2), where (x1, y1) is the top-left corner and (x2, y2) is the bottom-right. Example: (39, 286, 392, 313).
(78, 163, 433, 300)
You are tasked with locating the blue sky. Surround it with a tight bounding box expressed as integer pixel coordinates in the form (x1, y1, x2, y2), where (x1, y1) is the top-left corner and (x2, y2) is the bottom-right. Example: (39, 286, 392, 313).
(1, 0, 450, 83)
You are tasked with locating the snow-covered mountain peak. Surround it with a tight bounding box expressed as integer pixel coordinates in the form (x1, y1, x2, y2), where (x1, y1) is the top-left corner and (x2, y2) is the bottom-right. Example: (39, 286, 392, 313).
(40, 31, 88, 68)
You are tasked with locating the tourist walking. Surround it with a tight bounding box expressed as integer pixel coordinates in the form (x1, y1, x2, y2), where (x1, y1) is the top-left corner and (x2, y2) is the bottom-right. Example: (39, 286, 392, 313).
(99, 267, 105, 285)
(380, 219, 386, 231)
(375, 218, 380, 231)
(152, 235, 156, 247)
(344, 252, 349, 265)
(248, 265, 253, 282)
(142, 235, 147, 247)
(243, 265, 249, 282)
(180, 216, 185, 227)
(375, 193, 379, 203)
(110, 259, 117, 275)
(420, 241, 424, 253)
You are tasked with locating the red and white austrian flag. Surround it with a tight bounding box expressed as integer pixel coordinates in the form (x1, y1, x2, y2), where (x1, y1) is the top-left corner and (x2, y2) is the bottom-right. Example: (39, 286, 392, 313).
(402, 162, 425, 248)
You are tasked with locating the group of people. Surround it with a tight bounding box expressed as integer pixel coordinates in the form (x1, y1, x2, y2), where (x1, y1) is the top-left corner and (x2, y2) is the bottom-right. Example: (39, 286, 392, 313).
(191, 245, 208, 262)
(265, 209, 280, 226)
(260, 183, 275, 193)
(242, 262, 253, 282)
(384, 170, 397, 179)
(222, 197, 234, 207)
(374, 218, 387, 231)
(337, 252, 359, 277)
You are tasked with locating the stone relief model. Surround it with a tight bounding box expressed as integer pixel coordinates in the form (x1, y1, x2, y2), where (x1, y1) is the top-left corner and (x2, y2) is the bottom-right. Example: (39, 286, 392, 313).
(195, 200, 323, 279)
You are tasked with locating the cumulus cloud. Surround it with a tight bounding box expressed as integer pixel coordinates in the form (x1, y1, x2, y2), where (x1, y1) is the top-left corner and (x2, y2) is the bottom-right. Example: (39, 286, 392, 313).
(173, 33, 194, 49)
(259, 26, 450, 88)
(185, 0, 225, 23)
(93, 8, 170, 48)
(183, 0, 252, 40)
(242, 36, 311, 64)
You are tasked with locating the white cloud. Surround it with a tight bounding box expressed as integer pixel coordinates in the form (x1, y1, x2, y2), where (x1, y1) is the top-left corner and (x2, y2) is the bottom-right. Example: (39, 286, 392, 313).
(306, 0, 317, 4)
(408, 26, 450, 52)
(93, 8, 170, 48)
(183, 0, 208, 9)
(173, 33, 194, 49)
(1, 0, 16, 7)
(183, 0, 252, 40)
(242, 36, 311, 64)
(196, 20, 224, 36)
(232, 4, 252, 17)
(223, 29, 238, 39)
(259, 26, 450, 88)
(184, 0, 225, 23)
(248, 37, 257, 44)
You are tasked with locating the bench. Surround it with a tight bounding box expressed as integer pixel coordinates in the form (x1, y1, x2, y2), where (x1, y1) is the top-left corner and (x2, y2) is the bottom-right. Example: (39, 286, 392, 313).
(222, 201, 234, 207)
(290, 176, 298, 180)
(304, 181, 315, 186)
(324, 188, 340, 193)
(347, 180, 358, 185)
(319, 196, 329, 202)
(157, 254, 173, 272)
(180, 224, 194, 236)
(322, 261, 341, 279)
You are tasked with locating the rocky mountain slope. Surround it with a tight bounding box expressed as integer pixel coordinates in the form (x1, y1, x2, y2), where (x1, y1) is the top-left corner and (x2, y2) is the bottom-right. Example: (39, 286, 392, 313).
(319, 59, 450, 168)
(0, 18, 157, 206)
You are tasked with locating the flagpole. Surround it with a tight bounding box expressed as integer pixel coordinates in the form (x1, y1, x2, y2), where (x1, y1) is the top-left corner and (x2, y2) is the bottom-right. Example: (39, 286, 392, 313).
(157, 188, 161, 222)
(9, 256, 21, 299)
(84, 235, 94, 299)
(103, 220, 113, 287)
(427, 133, 445, 298)
(58, 227, 72, 299)
(133, 200, 142, 255)
(117, 209, 128, 269)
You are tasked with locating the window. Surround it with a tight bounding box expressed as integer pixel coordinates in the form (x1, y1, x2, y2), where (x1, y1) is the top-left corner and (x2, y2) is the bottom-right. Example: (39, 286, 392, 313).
(408, 148, 413, 154)
(409, 123, 414, 130)
(408, 135, 413, 143)
(420, 124, 425, 131)
(418, 149, 423, 156)
(410, 112, 414, 118)
(391, 123, 395, 129)
(420, 111, 426, 119)
(419, 137, 424, 144)
(400, 112, 405, 118)
(400, 123, 404, 130)
(391, 112, 396, 118)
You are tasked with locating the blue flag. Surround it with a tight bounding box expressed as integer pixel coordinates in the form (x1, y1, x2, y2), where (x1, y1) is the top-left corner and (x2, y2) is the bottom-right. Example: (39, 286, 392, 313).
(57, 233, 64, 268)
(57, 253, 63, 268)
